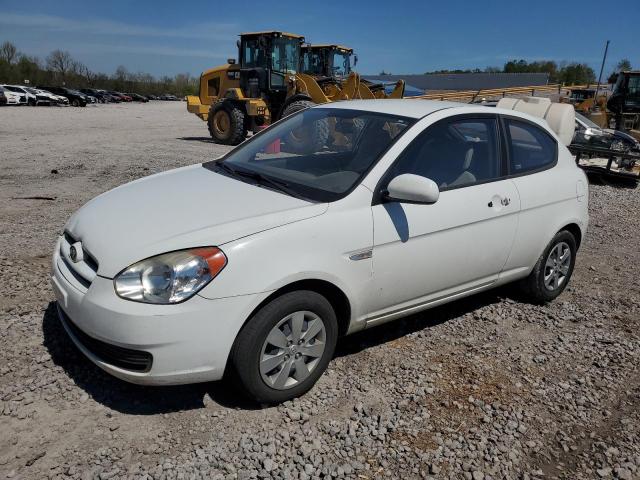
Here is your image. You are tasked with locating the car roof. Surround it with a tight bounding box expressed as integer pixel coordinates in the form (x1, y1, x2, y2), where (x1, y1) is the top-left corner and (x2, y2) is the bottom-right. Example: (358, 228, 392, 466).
(314, 99, 478, 119)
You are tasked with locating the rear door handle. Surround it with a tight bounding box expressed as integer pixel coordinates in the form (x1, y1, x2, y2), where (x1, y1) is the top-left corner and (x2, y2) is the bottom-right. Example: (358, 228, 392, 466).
(488, 196, 511, 208)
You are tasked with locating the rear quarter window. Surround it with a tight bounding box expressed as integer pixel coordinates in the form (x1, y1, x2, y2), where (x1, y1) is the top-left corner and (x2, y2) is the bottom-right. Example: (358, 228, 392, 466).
(505, 118, 557, 174)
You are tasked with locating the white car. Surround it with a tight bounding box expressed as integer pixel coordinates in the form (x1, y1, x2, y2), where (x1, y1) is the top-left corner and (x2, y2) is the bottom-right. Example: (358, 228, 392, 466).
(24, 87, 69, 106)
(1, 85, 36, 105)
(2, 86, 28, 105)
(51, 99, 588, 403)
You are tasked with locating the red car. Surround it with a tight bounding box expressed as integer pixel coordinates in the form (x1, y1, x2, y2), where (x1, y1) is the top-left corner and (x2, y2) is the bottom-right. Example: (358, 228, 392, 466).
(109, 91, 132, 102)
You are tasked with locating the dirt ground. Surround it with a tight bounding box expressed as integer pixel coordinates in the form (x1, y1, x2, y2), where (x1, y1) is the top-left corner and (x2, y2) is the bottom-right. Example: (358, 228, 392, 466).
(0, 102, 638, 480)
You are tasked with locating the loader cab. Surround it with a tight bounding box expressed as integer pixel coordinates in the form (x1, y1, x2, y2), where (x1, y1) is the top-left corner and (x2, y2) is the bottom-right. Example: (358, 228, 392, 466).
(608, 71, 640, 114)
(238, 31, 304, 99)
(301, 45, 354, 79)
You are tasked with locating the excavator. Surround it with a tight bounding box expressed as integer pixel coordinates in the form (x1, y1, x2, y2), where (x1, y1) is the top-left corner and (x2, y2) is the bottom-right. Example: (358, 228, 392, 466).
(186, 31, 405, 145)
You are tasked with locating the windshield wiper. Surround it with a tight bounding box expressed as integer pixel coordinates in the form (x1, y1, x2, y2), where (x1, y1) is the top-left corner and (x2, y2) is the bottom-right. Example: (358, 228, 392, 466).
(215, 161, 305, 200)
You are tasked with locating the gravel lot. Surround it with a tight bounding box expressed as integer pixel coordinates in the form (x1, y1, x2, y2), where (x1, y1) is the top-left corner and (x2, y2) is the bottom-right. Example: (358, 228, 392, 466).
(0, 102, 639, 480)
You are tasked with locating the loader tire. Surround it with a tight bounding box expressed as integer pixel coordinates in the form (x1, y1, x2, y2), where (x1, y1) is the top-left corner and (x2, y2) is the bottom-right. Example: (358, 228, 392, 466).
(281, 100, 329, 154)
(208, 101, 247, 145)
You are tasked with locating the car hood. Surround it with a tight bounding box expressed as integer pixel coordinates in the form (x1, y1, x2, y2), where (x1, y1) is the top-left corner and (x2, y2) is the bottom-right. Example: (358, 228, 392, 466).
(65, 164, 327, 277)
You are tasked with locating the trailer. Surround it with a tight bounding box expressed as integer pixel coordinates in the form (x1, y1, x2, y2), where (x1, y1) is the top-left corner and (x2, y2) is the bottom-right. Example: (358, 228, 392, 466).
(569, 144, 640, 186)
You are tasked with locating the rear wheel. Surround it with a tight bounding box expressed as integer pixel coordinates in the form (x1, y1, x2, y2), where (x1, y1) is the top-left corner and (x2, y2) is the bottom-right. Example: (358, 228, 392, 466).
(281, 100, 329, 154)
(71, 99, 80, 107)
(207, 101, 247, 145)
(229, 291, 338, 404)
(520, 230, 577, 303)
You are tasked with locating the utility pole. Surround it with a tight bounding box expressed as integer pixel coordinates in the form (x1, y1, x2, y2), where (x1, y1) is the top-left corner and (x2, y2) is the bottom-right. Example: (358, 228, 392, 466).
(593, 40, 609, 111)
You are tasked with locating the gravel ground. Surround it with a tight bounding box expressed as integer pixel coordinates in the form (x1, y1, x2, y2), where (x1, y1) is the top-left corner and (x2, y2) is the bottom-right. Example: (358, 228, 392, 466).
(0, 102, 639, 480)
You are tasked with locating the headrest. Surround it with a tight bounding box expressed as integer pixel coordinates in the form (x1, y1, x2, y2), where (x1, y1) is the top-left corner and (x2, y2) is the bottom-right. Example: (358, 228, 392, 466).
(497, 97, 575, 146)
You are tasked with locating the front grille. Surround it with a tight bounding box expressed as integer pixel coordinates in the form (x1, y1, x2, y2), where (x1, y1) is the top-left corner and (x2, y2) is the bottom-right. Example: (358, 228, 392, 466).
(60, 231, 99, 287)
(58, 307, 153, 373)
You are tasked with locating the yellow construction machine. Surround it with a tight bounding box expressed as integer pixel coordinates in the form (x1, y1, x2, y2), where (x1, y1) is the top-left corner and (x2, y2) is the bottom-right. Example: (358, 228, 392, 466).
(299, 44, 405, 101)
(186, 32, 405, 145)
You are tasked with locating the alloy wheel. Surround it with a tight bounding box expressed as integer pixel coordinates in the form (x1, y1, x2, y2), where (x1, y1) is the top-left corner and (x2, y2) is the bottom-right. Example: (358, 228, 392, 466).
(259, 311, 327, 390)
(544, 241, 572, 291)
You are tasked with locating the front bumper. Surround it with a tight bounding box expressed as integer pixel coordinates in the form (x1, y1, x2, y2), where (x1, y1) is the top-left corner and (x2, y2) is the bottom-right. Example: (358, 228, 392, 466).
(51, 242, 268, 385)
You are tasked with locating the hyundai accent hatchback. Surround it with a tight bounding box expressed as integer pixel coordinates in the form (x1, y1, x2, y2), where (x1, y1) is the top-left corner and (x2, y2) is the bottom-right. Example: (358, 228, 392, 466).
(51, 100, 588, 403)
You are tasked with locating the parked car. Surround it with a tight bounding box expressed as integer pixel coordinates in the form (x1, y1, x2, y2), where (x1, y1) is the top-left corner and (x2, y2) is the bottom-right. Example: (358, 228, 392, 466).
(126, 93, 149, 102)
(108, 91, 132, 102)
(23, 87, 58, 106)
(160, 94, 178, 100)
(572, 112, 640, 153)
(1, 85, 37, 105)
(1, 86, 27, 105)
(0, 86, 7, 106)
(37, 86, 87, 107)
(80, 88, 108, 103)
(146, 95, 158, 100)
(95, 90, 120, 103)
(51, 100, 588, 403)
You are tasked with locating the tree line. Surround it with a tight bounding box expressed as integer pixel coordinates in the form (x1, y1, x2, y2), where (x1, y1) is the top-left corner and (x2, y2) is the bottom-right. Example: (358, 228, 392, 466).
(380, 58, 632, 86)
(0, 41, 198, 97)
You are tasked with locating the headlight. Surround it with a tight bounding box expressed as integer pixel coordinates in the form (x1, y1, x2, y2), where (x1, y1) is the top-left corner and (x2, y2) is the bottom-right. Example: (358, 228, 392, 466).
(114, 247, 227, 304)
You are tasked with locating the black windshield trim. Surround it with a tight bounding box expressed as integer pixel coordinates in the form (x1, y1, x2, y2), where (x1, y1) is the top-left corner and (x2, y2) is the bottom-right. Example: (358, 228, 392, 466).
(203, 108, 417, 203)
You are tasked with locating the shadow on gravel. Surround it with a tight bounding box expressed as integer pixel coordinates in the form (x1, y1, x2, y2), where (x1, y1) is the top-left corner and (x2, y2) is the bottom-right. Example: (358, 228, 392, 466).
(41, 302, 260, 414)
(176, 136, 216, 144)
(335, 286, 514, 357)
(42, 287, 518, 413)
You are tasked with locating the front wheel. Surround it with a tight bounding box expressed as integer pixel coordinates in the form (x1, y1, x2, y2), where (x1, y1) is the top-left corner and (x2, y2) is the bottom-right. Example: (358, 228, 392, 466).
(229, 291, 338, 404)
(71, 99, 80, 107)
(519, 230, 577, 303)
(207, 101, 247, 145)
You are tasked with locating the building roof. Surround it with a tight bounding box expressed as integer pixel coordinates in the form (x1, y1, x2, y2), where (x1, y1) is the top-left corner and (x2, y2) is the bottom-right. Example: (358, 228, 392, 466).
(363, 72, 550, 92)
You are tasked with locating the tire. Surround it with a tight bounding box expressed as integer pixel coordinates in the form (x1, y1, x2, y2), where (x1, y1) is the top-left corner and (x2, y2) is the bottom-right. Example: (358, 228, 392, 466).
(207, 101, 247, 145)
(71, 99, 80, 107)
(229, 291, 338, 404)
(281, 100, 329, 154)
(520, 230, 577, 303)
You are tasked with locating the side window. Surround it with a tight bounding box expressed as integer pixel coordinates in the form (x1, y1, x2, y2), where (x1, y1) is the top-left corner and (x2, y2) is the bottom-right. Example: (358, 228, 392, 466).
(505, 119, 557, 174)
(207, 77, 220, 97)
(388, 117, 500, 190)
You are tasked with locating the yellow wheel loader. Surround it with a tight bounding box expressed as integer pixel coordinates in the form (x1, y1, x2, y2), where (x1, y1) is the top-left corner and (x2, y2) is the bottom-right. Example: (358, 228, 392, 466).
(188, 31, 339, 145)
(300, 44, 405, 100)
(186, 32, 406, 145)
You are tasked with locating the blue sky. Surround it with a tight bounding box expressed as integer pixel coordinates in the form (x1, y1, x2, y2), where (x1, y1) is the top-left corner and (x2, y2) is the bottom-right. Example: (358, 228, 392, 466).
(0, 0, 638, 78)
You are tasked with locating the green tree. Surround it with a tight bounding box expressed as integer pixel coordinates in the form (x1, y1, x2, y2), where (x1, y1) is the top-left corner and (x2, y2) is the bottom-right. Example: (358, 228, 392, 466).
(616, 59, 632, 72)
(558, 63, 595, 85)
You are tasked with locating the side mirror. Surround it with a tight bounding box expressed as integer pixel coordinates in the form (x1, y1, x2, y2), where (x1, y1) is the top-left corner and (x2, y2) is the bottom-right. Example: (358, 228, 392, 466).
(384, 174, 440, 204)
(353, 55, 358, 66)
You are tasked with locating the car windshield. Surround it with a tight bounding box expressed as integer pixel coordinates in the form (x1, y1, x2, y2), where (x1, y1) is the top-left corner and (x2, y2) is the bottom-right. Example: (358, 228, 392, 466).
(206, 108, 414, 202)
(575, 112, 601, 130)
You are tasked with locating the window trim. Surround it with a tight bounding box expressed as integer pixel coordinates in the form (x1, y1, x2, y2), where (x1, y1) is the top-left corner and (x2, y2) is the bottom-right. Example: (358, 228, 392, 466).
(499, 114, 558, 179)
(372, 113, 505, 206)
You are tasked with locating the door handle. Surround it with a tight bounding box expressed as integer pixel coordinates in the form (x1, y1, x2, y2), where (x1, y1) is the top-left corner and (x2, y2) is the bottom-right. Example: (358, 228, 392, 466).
(488, 197, 511, 208)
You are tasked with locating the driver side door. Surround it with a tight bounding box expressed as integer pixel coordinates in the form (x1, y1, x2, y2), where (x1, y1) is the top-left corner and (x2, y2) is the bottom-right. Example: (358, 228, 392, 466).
(367, 114, 520, 323)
